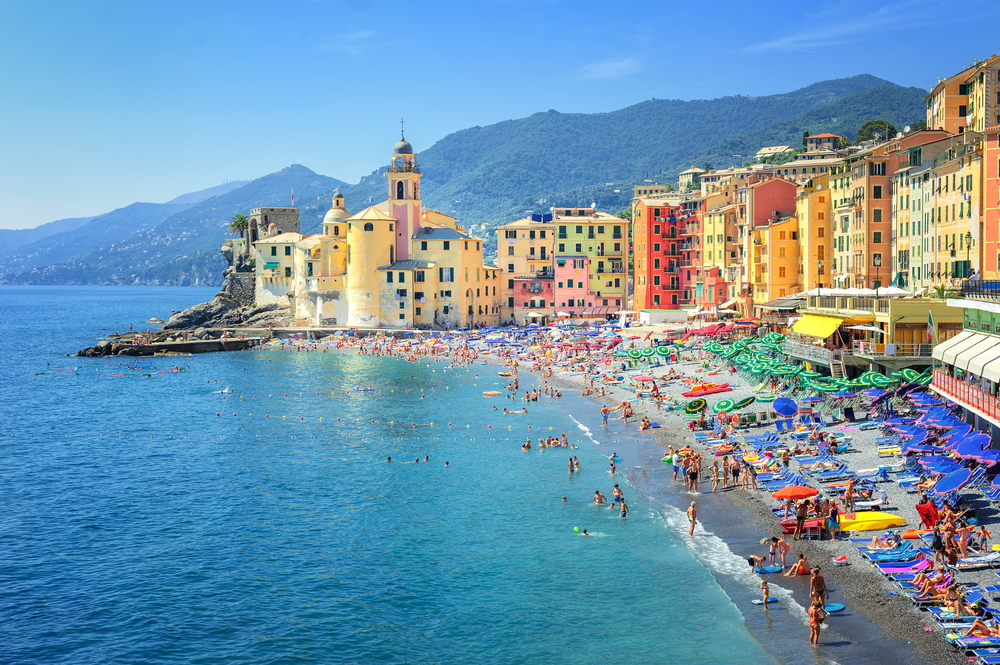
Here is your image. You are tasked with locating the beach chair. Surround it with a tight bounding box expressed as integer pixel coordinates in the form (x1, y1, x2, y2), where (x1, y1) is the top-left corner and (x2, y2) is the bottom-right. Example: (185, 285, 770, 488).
(951, 551, 1000, 571)
(774, 419, 788, 433)
(843, 406, 857, 421)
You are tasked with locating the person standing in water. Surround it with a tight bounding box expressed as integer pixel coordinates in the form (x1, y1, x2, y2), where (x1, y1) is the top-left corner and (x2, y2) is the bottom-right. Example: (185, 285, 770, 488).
(687, 502, 697, 537)
(568, 457, 575, 473)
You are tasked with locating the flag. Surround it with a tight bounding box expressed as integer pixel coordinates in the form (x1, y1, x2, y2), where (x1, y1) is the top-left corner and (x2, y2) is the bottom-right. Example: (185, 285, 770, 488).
(927, 309, 935, 344)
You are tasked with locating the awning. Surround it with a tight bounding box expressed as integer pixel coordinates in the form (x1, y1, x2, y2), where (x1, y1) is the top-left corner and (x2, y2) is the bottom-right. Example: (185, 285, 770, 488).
(835, 273, 851, 283)
(845, 325, 885, 334)
(759, 297, 803, 310)
(264, 262, 280, 269)
(720, 298, 737, 308)
(790, 314, 843, 339)
(940, 331, 989, 365)
(935, 330, 978, 363)
(524, 311, 546, 318)
(984, 353, 1000, 383)
(954, 336, 1000, 371)
(968, 339, 1000, 377)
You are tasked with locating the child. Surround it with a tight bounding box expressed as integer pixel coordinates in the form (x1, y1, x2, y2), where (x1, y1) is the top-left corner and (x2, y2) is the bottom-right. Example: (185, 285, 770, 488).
(760, 579, 770, 605)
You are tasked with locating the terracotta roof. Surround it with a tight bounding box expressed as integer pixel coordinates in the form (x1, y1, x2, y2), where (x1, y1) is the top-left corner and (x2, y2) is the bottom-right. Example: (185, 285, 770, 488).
(347, 206, 396, 222)
(807, 133, 842, 139)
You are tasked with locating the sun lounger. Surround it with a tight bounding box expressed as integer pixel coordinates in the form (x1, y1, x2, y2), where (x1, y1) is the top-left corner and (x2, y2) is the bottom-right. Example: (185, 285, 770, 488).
(951, 552, 1000, 571)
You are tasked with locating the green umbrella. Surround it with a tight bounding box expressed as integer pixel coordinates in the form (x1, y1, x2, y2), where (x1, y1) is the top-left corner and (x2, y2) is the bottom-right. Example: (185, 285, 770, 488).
(756, 395, 777, 402)
(713, 398, 737, 413)
(627, 349, 643, 358)
(685, 398, 708, 413)
(800, 370, 822, 378)
(734, 396, 756, 409)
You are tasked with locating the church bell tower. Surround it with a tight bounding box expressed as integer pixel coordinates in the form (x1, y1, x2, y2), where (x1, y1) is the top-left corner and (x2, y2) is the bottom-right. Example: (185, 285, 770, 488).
(387, 125, 422, 261)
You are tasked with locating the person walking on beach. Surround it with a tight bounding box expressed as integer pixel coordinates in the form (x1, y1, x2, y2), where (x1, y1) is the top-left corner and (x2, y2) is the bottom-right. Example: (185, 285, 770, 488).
(710, 460, 720, 493)
(769, 536, 791, 567)
(793, 499, 810, 540)
(687, 502, 697, 537)
(687, 457, 699, 493)
(809, 567, 828, 604)
(808, 599, 826, 645)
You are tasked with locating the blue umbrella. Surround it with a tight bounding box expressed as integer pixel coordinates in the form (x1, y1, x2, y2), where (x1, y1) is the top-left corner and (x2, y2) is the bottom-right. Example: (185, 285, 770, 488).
(974, 450, 1000, 466)
(926, 460, 963, 476)
(831, 392, 855, 398)
(772, 397, 798, 417)
(800, 396, 825, 403)
(934, 468, 972, 496)
(956, 439, 990, 458)
(885, 418, 913, 425)
(903, 443, 941, 454)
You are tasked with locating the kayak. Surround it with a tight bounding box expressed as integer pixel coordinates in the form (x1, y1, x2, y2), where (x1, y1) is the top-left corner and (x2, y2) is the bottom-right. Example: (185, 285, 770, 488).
(681, 384, 733, 398)
(838, 511, 906, 532)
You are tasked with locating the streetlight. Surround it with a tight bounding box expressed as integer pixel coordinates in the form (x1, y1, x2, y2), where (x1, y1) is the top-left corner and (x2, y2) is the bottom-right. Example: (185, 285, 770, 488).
(965, 231, 973, 278)
(873, 254, 882, 297)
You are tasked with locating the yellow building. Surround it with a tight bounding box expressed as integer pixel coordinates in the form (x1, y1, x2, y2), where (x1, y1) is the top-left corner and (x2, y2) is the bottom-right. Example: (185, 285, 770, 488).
(794, 174, 834, 291)
(252, 135, 502, 329)
(751, 215, 800, 302)
(495, 216, 555, 323)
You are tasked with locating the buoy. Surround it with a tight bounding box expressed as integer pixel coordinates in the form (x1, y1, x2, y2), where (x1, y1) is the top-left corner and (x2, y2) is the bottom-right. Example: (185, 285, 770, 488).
(574, 527, 579, 532)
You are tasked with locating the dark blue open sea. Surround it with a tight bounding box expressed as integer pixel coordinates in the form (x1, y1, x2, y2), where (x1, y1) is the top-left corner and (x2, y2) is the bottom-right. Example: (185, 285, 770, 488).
(0, 286, 780, 664)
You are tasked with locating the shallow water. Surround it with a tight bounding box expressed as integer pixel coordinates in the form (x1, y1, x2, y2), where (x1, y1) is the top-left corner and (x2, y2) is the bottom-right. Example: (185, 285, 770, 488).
(0, 286, 783, 664)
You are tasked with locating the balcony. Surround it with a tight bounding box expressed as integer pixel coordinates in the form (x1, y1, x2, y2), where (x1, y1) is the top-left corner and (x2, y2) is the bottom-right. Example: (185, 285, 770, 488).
(932, 370, 1000, 422)
(958, 279, 1000, 302)
(781, 339, 834, 366)
(851, 341, 933, 357)
(512, 271, 555, 280)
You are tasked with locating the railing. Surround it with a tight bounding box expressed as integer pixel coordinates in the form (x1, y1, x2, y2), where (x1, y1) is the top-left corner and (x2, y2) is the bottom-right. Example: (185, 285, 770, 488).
(781, 339, 834, 365)
(511, 272, 554, 280)
(958, 280, 1000, 301)
(932, 370, 1000, 421)
(852, 341, 933, 357)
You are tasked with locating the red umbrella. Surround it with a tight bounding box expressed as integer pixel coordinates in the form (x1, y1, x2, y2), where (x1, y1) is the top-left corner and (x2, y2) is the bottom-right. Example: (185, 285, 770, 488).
(627, 335, 641, 339)
(770, 485, 818, 500)
(633, 375, 655, 381)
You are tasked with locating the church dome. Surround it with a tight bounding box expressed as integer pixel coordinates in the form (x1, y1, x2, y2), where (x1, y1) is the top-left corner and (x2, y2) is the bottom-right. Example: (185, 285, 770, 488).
(393, 139, 413, 155)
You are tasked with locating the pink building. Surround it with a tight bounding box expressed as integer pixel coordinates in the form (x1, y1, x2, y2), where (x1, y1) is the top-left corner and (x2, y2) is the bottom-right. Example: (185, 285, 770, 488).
(554, 256, 592, 314)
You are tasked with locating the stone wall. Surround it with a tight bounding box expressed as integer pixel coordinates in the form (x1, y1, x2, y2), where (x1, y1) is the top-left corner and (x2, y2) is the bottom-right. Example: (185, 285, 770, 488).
(225, 273, 257, 307)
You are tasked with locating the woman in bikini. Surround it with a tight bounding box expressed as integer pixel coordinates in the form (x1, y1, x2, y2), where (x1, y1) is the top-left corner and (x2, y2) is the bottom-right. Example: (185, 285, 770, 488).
(808, 600, 827, 645)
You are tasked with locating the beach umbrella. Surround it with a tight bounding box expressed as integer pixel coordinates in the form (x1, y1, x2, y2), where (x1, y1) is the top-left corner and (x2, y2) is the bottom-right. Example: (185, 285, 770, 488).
(831, 391, 855, 398)
(800, 396, 825, 404)
(933, 468, 973, 496)
(713, 398, 737, 413)
(734, 396, 756, 409)
(684, 399, 708, 414)
(974, 450, 1000, 466)
(632, 375, 655, 382)
(772, 397, 798, 417)
(756, 395, 777, 403)
(956, 439, 989, 458)
(771, 485, 819, 500)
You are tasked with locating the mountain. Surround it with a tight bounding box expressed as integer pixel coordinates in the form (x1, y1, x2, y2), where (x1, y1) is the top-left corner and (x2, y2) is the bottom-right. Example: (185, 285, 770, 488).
(5, 74, 928, 284)
(0, 215, 98, 253)
(0, 165, 346, 285)
(165, 180, 249, 206)
(329, 75, 927, 255)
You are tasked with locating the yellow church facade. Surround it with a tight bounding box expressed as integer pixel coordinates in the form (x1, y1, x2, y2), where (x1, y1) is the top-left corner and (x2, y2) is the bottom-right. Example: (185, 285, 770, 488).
(252, 136, 502, 329)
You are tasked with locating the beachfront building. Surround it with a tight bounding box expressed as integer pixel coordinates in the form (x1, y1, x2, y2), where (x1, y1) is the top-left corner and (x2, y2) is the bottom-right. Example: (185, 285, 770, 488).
(252, 135, 502, 329)
(552, 208, 628, 318)
(931, 289, 1000, 440)
(927, 55, 1000, 135)
(742, 177, 798, 305)
(632, 193, 693, 310)
(496, 215, 555, 324)
(794, 174, 833, 293)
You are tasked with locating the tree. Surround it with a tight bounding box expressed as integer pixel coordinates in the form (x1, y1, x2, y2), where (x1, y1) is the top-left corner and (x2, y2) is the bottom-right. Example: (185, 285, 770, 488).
(802, 130, 809, 148)
(228, 213, 250, 255)
(908, 120, 927, 132)
(856, 119, 898, 144)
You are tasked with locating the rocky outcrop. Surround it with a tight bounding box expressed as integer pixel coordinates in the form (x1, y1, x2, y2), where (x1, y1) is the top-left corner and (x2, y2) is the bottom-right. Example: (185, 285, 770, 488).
(162, 296, 240, 329)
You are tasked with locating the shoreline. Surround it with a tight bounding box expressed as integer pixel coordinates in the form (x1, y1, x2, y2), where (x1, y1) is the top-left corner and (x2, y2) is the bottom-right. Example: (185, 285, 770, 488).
(531, 356, 966, 665)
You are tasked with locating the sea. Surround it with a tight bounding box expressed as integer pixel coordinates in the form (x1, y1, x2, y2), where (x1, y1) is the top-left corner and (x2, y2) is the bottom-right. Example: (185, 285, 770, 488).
(1, 285, 863, 665)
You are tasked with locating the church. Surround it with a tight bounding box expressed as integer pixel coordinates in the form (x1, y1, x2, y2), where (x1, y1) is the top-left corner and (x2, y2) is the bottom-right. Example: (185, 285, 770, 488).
(250, 134, 502, 328)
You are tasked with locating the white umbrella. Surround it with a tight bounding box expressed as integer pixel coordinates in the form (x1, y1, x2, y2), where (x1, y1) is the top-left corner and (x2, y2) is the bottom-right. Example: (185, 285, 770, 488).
(877, 286, 911, 297)
(845, 325, 885, 334)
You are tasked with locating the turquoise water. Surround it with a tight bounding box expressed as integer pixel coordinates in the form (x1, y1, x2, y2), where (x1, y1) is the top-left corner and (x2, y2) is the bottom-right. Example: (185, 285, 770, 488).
(0, 286, 776, 664)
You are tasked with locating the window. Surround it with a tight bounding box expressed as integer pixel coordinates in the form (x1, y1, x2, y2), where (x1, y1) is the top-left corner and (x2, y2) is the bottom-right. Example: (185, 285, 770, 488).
(396, 181, 404, 199)
(505, 230, 516, 239)
(507, 263, 514, 273)
(558, 225, 567, 239)
(869, 162, 886, 176)
(567, 279, 574, 288)
(421, 241, 427, 251)
(575, 244, 582, 253)
(387, 272, 394, 283)
(653, 243, 660, 252)
(778, 247, 786, 258)
(539, 231, 545, 239)
(613, 242, 620, 252)
(653, 258, 661, 269)
(597, 226, 605, 235)
(270, 246, 277, 256)
(573, 259, 584, 269)
(362, 222, 375, 232)
(529, 230, 536, 239)
(653, 294, 660, 305)
(414, 271, 425, 282)
(653, 275, 661, 285)
(779, 231, 786, 240)
(778, 266, 786, 278)
(872, 185, 883, 199)
(873, 209, 883, 224)
(284, 266, 291, 277)
(653, 224, 661, 235)
(576, 226, 584, 234)
(441, 290, 452, 297)
(558, 243, 565, 252)
(873, 231, 882, 244)
(284, 246, 291, 256)
(439, 267, 454, 282)
(464, 241, 469, 250)
(442, 306, 449, 314)
(414, 291, 425, 300)
(396, 289, 407, 297)
(507, 279, 514, 289)
(817, 246, 825, 260)
(307, 262, 313, 277)
(443, 241, 450, 250)
(507, 297, 514, 307)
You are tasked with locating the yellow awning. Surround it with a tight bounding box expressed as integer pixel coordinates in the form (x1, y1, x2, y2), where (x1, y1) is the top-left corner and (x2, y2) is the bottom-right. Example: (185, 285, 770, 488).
(791, 314, 843, 339)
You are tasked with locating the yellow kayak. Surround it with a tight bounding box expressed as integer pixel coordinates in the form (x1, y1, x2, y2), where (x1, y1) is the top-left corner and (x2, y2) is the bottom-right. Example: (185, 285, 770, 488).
(838, 511, 906, 532)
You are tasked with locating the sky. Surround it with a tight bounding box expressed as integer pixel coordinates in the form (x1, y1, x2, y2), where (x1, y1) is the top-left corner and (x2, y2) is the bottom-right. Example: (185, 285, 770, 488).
(2, 0, 999, 230)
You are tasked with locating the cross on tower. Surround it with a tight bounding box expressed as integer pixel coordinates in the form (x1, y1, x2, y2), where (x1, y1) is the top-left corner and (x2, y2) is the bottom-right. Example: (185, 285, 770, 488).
(399, 118, 405, 139)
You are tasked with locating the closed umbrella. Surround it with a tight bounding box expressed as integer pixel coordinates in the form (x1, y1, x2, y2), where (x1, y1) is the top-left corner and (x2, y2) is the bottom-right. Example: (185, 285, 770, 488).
(734, 396, 756, 409)
(771, 485, 818, 500)
(772, 397, 798, 417)
(756, 395, 777, 403)
(800, 396, 825, 403)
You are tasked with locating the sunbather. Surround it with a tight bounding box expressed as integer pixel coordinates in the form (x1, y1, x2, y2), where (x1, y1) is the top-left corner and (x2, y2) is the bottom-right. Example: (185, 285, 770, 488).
(784, 552, 810, 577)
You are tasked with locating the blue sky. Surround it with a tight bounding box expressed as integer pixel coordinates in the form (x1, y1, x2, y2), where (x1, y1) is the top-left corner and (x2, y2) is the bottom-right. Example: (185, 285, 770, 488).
(2, 0, 999, 229)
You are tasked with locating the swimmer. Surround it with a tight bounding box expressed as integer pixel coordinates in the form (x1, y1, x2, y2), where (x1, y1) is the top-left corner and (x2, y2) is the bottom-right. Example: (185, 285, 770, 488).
(581, 529, 590, 536)
(594, 490, 607, 504)
(424, 455, 429, 461)
(445, 461, 449, 467)
(387, 456, 392, 462)
(562, 496, 568, 502)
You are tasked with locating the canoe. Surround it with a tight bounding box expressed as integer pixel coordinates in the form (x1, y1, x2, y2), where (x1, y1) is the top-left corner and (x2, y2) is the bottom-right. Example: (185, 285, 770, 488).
(838, 511, 906, 532)
(681, 384, 733, 398)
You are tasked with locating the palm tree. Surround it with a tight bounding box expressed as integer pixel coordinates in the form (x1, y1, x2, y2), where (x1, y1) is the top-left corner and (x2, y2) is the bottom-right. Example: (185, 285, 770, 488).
(228, 213, 250, 255)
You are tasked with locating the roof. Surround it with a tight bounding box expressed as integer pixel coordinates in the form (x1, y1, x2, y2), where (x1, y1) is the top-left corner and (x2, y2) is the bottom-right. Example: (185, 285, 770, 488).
(807, 133, 842, 139)
(254, 232, 303, 244)
(378, 260, 436, 270)
(679, 167, 706, 174)
(348, 206, 396, 222)
(414, 226, 473, 240)
(755, 145, 793, 156)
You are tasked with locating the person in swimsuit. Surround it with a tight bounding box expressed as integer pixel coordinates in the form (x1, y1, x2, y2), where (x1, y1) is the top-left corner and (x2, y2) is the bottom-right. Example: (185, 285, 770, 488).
(729, 457, 741, 488)
(808, 599, 826, 645)
(760, 579, 770, 605)
(687, 502, 697, 537)
(568, 457, 575, 473)
(746, 554, 766, 573)
(687, 463, 699, 493)
(784, 553, 810, 577)
(619, 499, 630, 517)
(612, 484, 623, 503)
(594, 490, 607, 504)
(809, 567, 828, 604)
(769, 536, 791, 567)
